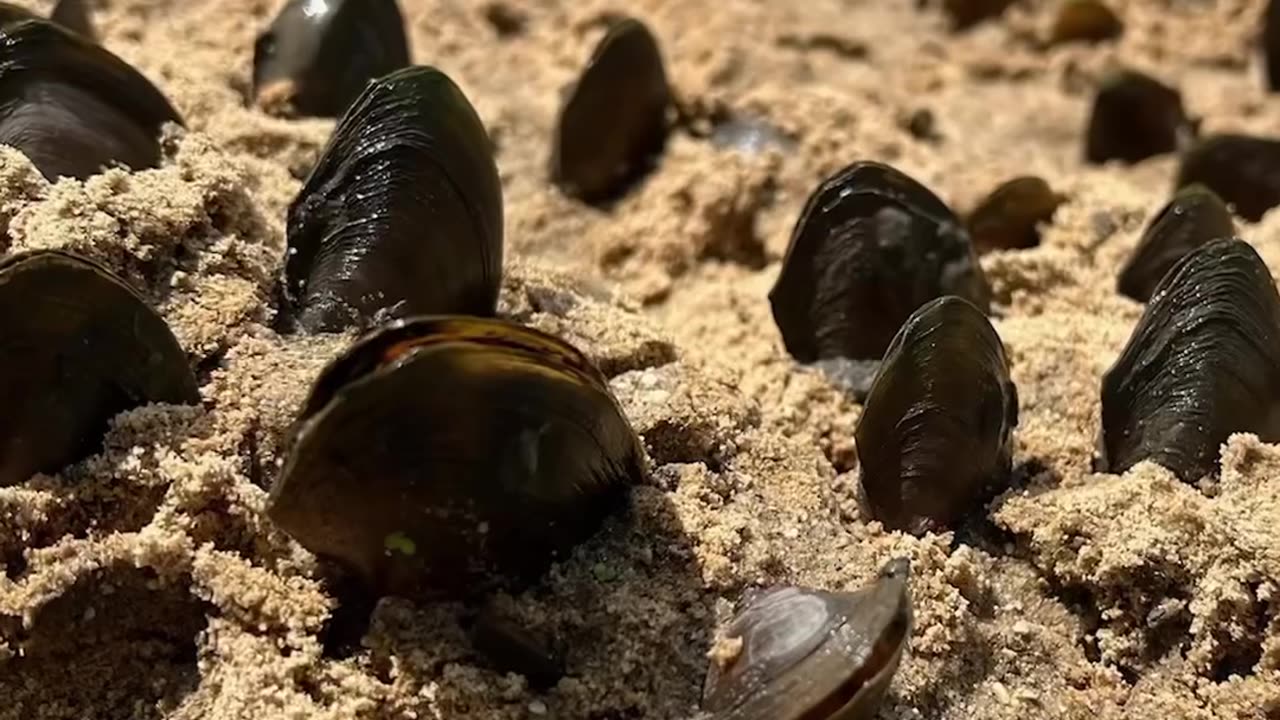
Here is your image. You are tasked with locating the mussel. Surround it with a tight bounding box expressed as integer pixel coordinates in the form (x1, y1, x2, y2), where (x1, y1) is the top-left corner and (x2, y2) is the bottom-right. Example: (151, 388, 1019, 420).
(0, 250, 199, 487)
(1101, 238, 1280, 483)
(769, 161, 991, 369)
(252, 0, 409, 117)
(940, 0, 1017, 29)
(1049, 0, 1123, 45)
(966, 176, 1063, 253)
(1117, 184, 1234, 303)
(1085, 69, 1193, 165)
(550, 17, 671, 204)
(284, 66, 503, 334)
(50, 0, 92, 38)
(1266, 0, 1280, 91)
(267, 316, 645, 600)
(854, 296, 1018, 533)
(0, 18, 181, 180)
(702, 558, 913, 720)
(1175, 134, 1280, 222)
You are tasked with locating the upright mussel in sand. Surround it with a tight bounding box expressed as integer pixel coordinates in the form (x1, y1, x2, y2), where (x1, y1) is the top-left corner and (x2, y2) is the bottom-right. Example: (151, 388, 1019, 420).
(284, 66, 503, 333)
(1101, 238, 1280, 482)
(1085, 69, 1193, 165)
(252, 0, 408, 117)
(855, 296, 1018, 533)
(1117, 184, 1234, 302)
(702, 558, 913, 720)
(939, 0, 1017, 30)
(268, 316, 645, 599)
(0, 251, 198, 487)
(769, 161, 990, 396)
(0, 18, 181, 180)
(1176, 134, 1280, 222)
(966, 176, 1063, 253)
(1266, 0, 1280, 91)
(550, 17, 671, 203)
(1049, 0, 1123, 45)
(50, 0, 92, 38)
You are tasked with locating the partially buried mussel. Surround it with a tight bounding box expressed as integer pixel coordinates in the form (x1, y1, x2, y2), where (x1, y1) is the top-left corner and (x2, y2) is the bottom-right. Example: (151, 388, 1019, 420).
(966, 175, 1064, 253)
(267, 316, 645, 600)
(0, 0, 91, 36)
(1085, 69, 1193, 165)
(1176, 134, 1280, 223)
(0, 250, 199, 487)
(284, 65, 503, 334)
(1049, 0, 1123, 45)
(769, 161, 990, 398)
(0, 18, 181, 180)
(1117, 184, 1234, 303)
(1101, 238, 1280, 483)
(855, 296, 1018, 533)
(252, 0, 409, 117)
(702, 558, 913, 720)
(550, 17, 671, 204)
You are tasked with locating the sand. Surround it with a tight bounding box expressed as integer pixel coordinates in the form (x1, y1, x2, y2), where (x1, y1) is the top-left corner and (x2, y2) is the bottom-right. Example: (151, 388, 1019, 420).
(0, 0, 1279, 717)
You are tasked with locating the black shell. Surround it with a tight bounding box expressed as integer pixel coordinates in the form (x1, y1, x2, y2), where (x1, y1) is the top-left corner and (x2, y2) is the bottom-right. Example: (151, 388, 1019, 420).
(267, 316, 645, 600)
(769, 161, 991, 364)
(1117, 185, 1234, 303)
(0, 19, 181, 180)
(284, 66, 503, 334)
(1085, 69, 1192, 165)
(252, 0, 408, 117)
(550, 17, 670, 204)
(1101, 238, 1280, 482)
(966, 176, 1063, 253)
(0, 250, 199, 487)
(1266, 0, 1280, 91)
(854, 296, 1018, 534)
(50, 0, 92, 38)
(941, 0, 1017, 29)
(702, 558, 912, 720)
(0, 2, 37, 26)
(1050, 0, 1123, 44)
(1176, 134, 1280, 223)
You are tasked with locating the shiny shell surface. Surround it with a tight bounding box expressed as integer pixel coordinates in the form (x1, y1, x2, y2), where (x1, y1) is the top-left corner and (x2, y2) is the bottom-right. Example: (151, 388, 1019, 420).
(1050, 0, 1123, 44)
(1085, 69, 1191, 165)
(267, 316, 645, 600)
(284, 66, 503, 334)
(0, 250, 199, 487)
(702, 558, 913, 720)
(966, 175, 1063, 252)
(0, 18, 180, 180)
(1101, 237, 1280, 482)
(855, 296, 1018, 534)
(769, 160, 991, 364)
(1117, 184, 1234, 303)
(1176, 134, 1280, 223)
(252, 0, 408, 117)
(550, 17, 670, 204)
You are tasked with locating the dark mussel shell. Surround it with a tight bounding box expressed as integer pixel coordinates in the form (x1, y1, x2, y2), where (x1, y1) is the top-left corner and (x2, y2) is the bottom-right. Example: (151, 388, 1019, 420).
(966, 176, 1063, 253)
(1176, 134, 1280, 222)
(1085, 69, 1193, 165)
(1117, 184, 1234, 303)
(50, 0, 92, 38)
(0, 19, 180, 181)
(940, 0, 1017, 30)
(1266, 0, 1280, 91)
(0, 250, 198, 487)
(1050, 0, 1123, 44)
(550, 17, 670, 204)
(702, 558, 913, 720)
(267, 316, 645, 600)
(0, 2, 37, 26)
(284, 66, 503, 334)
(854, 296, 1018, 534)
(252, 0, 408, 117)
(1101, 238, 1280, 482)
(769, 161, 991, 365)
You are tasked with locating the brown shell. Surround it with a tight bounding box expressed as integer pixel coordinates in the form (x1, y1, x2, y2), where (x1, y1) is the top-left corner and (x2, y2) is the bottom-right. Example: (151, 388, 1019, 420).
(966, 176, 1063, 253)
(1049, 0, 1122, 44)
(1085, 69, 1192, 165)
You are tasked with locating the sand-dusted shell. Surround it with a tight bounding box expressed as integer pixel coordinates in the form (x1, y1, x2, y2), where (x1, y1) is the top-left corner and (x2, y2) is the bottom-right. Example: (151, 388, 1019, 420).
(966, 176, 1063, 252)
(769, 161, 991, 367)
(50, 0, 91, 37)
(1085, 69, 1193, 165)
(1050, 0, 1122, 44)
(1117, 185, 1234, 303)
(0, 250, 199, 487)
(252, 0, 408, 117)
(1176, 134, 1280, 223)
(702, 558, 913, 720)
(550, 17, 670, 203)
(1101, 238, 1280, 482)
(0, 18, 181, 180)
(941, 0, 1016, 29)
(855, 296, 1018, 533)
(284, 66, 503, 334)
(267, 316, 645, 600)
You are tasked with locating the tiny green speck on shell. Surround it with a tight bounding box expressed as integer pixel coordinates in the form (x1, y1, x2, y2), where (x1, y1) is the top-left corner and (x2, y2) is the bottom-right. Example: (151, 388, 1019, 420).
(384, 531, 417, 556)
